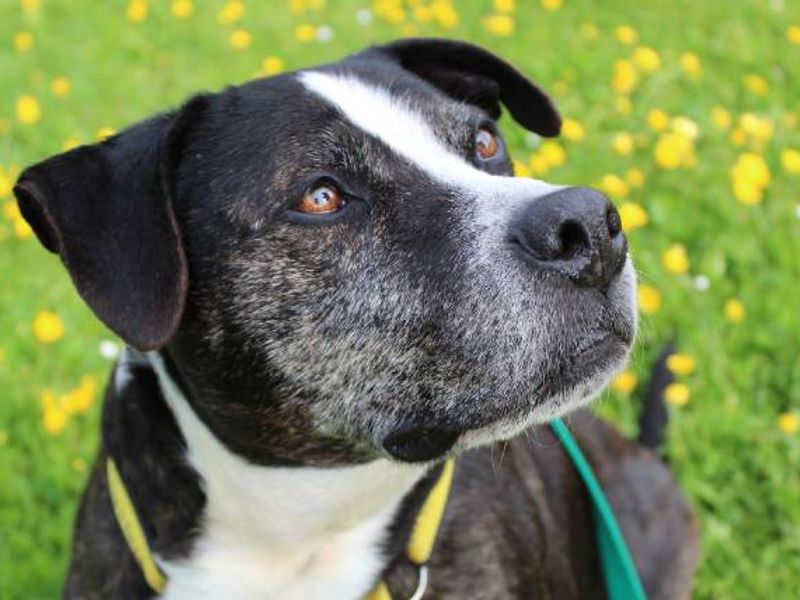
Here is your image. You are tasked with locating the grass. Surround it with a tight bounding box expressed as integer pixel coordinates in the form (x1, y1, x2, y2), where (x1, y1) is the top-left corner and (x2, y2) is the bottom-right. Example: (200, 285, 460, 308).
(1, 0, 799, 597)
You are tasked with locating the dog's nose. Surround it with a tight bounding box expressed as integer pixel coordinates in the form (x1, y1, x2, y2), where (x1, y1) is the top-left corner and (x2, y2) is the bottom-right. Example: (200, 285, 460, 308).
(508, 187, 627, 289)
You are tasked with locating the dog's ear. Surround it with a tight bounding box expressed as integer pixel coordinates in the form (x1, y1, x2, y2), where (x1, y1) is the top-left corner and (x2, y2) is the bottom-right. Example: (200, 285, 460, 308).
(378, 38, 561, 137)
(13, 96, 207, 351)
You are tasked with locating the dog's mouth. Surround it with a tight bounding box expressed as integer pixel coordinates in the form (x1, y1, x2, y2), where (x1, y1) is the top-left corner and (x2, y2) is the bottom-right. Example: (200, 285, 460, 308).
(380, 330, 630, 463)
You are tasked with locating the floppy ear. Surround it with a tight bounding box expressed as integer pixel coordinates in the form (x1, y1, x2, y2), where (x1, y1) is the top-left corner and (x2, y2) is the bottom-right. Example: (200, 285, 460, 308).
(13, 97, 206, 351)
(378, 38, 561, 137)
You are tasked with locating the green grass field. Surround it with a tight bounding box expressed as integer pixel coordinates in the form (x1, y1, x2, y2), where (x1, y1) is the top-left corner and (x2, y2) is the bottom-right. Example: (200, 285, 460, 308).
(1, 0, 799, 597)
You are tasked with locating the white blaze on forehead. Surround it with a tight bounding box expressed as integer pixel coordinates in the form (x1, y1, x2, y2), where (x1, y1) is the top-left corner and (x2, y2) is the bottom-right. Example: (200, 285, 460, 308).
(298, 70, 558, 199)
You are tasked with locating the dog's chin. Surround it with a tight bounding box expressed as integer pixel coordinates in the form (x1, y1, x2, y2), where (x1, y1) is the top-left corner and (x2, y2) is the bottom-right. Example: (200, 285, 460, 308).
(380, 332, 631, 464)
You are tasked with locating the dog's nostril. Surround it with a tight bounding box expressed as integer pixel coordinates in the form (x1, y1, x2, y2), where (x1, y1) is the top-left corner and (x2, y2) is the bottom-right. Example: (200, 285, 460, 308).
(557, 220, 590, 260)
(606, 206, 622, 239)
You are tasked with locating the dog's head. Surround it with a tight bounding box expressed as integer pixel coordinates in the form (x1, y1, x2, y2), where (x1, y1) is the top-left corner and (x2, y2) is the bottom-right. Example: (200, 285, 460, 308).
(15, 39, 635, 466)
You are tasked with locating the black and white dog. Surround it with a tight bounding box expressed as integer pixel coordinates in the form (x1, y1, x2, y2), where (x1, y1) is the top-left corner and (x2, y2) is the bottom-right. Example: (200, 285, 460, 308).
(15, 39, 697, 599)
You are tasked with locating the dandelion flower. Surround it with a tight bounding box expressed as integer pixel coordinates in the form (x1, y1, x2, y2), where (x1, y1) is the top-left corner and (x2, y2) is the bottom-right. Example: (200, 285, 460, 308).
(632, 46, 660, 73)
(612, 371, 638, 394)
(598, 174, 629, 199)
(724, 298, 745, 323)
(14, 31, 34, 52)
(744, 74, 768, 96)
(126, 0, 148, 23)
(618, 202, 648, 232)
(541, 0, 563, 12)
(431, 1, 459, 28)
(667, 353, 696, 375)
(614, 25, 638, 45)
(626, 168, 645, 188)
(611, 59, 637, 95)
(612, 132, 634, 156)
(494, 0, 515, 13)
(15, 95, 41, 125)
(95, 127, 116, 140)
(13, 217, 33, 239)
(62, 375, 98, 415)
(778, 413, 798, 435)
(51, 76, 71, 98)
(171, 0, 193, 19)
(711, 106, 731, 130)
(33, 310, 64, 343)
(781, 149, 800, 174)
(637, 284, 661, 314)
(217, 1, 245, 25)
(664, 383, 690, 407)
(662, 243, 689, 275)
(561, 118, 585, 142)
(528, 153, 550, 176)
(43, 404, 68, 435)
(646, 109, 669, 133)
(680, 52, 702, 79)
(62, 137, 80, 151)
(483, 14, 514, 36)
(295, 23, 316, 42)
(229, 29, 251, 49)
(788, 25, 800, 45)
(513, 160, 531, 177)
(261, 56, 285, 76)
(539, 141, 566, 167)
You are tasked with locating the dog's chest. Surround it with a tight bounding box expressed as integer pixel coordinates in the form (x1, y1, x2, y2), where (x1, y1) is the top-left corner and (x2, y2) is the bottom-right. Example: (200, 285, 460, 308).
(149, 353, 425, 599)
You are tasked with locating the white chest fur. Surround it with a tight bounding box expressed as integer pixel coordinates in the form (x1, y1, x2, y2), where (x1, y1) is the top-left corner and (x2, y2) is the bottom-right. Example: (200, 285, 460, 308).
(147, 353, 426, 600)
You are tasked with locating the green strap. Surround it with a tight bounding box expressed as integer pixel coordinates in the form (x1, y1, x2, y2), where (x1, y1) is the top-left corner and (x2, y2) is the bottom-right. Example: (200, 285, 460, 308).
(550, 418, 647, 600)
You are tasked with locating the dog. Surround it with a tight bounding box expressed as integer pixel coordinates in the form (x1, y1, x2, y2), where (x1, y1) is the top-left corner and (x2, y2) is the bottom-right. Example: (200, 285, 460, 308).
(15, 38, 697, 599)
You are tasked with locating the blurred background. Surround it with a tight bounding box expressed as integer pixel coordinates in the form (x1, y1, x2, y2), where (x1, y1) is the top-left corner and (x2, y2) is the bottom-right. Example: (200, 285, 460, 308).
(1, 0, 799, 597)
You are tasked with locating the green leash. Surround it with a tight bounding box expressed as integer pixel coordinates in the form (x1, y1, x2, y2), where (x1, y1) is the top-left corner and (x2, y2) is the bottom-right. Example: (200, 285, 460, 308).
(550, 418, 647, 600)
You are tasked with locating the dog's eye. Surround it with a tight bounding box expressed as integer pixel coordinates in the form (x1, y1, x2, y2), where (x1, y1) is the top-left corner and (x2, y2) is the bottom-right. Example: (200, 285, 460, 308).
(475, 128, 499, 160)
(296, 183, 346, 214)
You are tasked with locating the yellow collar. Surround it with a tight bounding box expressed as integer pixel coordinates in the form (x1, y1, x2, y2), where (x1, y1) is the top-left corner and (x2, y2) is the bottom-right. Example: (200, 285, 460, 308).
(106, 457, 455, 599)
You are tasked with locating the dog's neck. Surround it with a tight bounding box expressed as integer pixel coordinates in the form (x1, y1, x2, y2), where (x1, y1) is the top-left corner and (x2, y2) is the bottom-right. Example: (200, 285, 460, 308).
(144, 351, 428, 598)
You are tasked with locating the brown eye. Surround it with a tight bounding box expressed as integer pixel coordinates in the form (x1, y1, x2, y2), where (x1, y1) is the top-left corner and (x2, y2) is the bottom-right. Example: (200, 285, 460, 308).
(296, 183, 346, 214)
(475, 128, 499, 160)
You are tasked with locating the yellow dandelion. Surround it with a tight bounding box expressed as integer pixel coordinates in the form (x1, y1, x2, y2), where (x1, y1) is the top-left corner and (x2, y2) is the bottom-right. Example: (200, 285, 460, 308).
(513, 160, 531, 178)
(671, 116, 699, 140)
(664, 383, 690, 407)
(229, 29, 251, 50)
(13, 217, 33, 239)
(295, 23, 316, 42)
(731, 180, 762, 206)
(744, 74, 768, 96)
(646, 109, 669, 133)
(539, 141, 566, 167)
(62, 375, 98, 415)
(261, 56, 285, 76)
(598, 174, 629, 199)
(724, 298, 745, 323)
(778, 413, 799, 435)
(626, 168, 645, 188)
(50, 76, 71, 98)
(618, 202, 648, 232)
(430, 1, 459, 28)
(612, 371, 638, 394)
(680, 52, 702, 80)
(637, 283, 661, 314)
(528, 153, 550, 176)
(729, 128, 746, 147)
(43, 404, 68, 435)
(541, 0, 563, 12)
(781, 149, 800, 174)
(0, 175, 11, 199)
(494, 0, 515, 13)
(711, 106, 731, 130)
(662, 244, 689, 275)
(217, 1, 245, 25)
(21, 0, 40, 12)
(413, 5, 433, 23)
(739, 113, 774, 142)
(62, 137, 80, 151)
(654, 132, 693, 170)
(632, 46, 660, 73)
(171, 0, 193, 19)
(579, 22, 599, 40)
(15, 95, 41, 125)
(615, 96, 633, 115)
(614, 25, 638, 45)
(611, 59, 638, 95)
(788, 25, 800, 45)
(14, 31, 34, 52)
(483, 14, 514, 37)
(667, 353, 696, 375)
(561, 118, 585, 142)
(612, 132, 634, 156)
(126, 0, 148, 23)
(4, 200, 20, 219)
(95, 126, 117, 140)
(33, 310, 64, 343)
